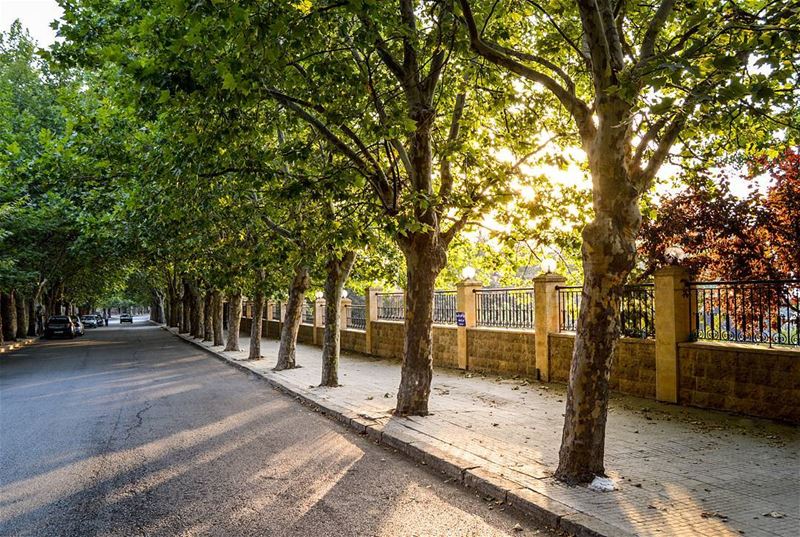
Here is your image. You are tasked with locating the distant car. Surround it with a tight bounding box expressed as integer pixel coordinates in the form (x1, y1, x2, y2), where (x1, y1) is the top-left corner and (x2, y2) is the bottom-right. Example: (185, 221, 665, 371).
(70, 316, 85, 336)
(44, 316, 75, 339)
(120, 313, 133, 323)
(81, 315, 99, 328)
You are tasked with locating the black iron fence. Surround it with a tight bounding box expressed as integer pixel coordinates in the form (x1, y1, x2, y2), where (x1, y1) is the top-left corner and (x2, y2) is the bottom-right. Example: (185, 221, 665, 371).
(345, 304, 366, 330)
(377, 292, 404, 321)
(687, 279, 800, 347)
(433, 290, 457, 325)
(474, 287, 535, 329)
(557, 286, 581, 332)
(556, 284, 655, 339)
(301, 301, 314, 325)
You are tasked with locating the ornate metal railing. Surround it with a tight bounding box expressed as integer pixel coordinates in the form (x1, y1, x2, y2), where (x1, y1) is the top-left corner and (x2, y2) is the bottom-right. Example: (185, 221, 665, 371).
(433, 290, 457, 325)
(377, 292, 404, 321)
(621, 284, 656, 338)
(557, 284, 656, 339)
(345, 304, 366, 330)
(474, 287, 535, 329)
(301, 301, 314, 325)
(687, 279, 800, 347)
(557, 286, 581, 332)
(272, 302, 281, 321)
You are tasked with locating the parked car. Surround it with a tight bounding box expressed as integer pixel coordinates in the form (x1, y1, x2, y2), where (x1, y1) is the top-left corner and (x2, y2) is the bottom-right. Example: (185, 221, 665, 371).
(81, 315, 100, 328)
(70, 315, 85, 336)
(44, 316, 75, 339)
(120, 313, 133, 324)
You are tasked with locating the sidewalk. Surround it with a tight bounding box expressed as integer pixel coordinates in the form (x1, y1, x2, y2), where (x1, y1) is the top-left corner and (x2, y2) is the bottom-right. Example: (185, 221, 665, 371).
(0, 336, 37, 355)
(166, 327, 799, 537)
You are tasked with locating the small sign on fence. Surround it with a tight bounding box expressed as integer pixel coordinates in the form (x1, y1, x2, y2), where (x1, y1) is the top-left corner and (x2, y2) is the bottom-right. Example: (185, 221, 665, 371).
(456, 312, 466, 327)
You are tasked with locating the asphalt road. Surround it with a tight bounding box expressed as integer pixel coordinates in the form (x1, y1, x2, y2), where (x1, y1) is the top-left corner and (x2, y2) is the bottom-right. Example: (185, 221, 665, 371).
(0, 319, 557, 536)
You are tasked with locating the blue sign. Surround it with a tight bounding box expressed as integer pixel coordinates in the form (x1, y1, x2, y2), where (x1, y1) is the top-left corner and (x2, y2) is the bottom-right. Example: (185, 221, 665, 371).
(456, 312, 466, 327)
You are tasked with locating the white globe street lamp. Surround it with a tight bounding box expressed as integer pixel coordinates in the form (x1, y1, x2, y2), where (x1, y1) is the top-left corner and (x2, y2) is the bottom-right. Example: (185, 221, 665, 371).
(461, 266, 477, 280)
(540, 258, 557, 274)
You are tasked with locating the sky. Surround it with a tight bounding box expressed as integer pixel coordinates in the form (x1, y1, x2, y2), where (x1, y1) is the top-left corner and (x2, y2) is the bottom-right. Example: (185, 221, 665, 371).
(1, 0, 62, 48)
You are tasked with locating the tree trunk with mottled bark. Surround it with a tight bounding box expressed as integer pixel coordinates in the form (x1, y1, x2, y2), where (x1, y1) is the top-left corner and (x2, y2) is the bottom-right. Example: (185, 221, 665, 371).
(274, 265, 310, 370)
(194, 286, 204, 338)
(1, 292, 17, 342)
(27, 297, 37, 336)
(150, 288, 165, 324)
(395, 232, 447, 415)
(249, 271, 266, 360)
(181, 280, 192, 334)
(212, 290, 224, 346)
(203, 290, 213, 341)
(555, 133, 641, 483)
(320, 251, 357, 387)
(224, 291, 242, 352)
(15, 291, 27, 339)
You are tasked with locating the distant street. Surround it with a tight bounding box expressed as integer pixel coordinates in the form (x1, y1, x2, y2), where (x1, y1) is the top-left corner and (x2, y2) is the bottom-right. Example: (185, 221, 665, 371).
(0, 319, 550, 536)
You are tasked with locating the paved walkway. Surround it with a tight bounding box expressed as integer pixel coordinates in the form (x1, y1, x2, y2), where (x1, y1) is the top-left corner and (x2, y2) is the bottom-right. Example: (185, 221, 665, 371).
(169, 328, 799, 537)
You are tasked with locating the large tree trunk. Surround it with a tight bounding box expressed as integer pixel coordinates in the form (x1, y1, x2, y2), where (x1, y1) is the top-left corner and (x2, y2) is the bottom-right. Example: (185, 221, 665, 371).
(248, 271, 266, 360)
(395, 233, 447, 415)
(224, 291, 243, 352)
(27, 297, 37, 336)
(1, 292, 17, 342)
(150, 288, 165, 323)
(203, 290, 213, 341)
(555, 148, 641, 483)
(194, 285, 205, 338)
(320, 251, 357, 387)
(15, 291, 28, 339)
(212, 289, 224, 346)
(181, 280, 192, 333)
(274, 265, 310, 370)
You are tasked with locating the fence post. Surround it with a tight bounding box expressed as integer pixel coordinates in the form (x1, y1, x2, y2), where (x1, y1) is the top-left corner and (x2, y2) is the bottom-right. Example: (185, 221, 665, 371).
(534, 273, 566, 382)
(654, 266, 690, 403)
(365, 287, 381, 355)
(456, 278, 483, 370)
(313, 297, 325, 345)
(339, 297, 352, 331)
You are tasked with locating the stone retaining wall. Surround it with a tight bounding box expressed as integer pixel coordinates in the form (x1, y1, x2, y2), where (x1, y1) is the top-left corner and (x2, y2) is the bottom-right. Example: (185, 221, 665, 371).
(371, 320, 404, 360)
(678, 342, 800, 423)
(432, 326, 458, 368)
(340, 329, 368, 355)
(549, 333, 657, 399)
(468, 328, 535, 377)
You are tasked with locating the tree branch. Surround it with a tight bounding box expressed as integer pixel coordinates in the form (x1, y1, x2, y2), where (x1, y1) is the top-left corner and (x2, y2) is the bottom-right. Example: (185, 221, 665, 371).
(458, 0, 593, 138)
(438, 91, 467, 203)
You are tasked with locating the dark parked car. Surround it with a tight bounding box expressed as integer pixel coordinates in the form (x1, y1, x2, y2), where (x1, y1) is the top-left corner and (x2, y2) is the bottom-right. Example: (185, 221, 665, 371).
(44, 316, 75, 339)
(120, 313, 133, 323)
(81, 315, 100, 328)
(70, 316, 85, 336)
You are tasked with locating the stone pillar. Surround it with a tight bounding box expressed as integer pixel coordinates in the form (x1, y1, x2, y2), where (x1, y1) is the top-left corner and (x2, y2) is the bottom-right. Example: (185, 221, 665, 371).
(456, 278, 483, 370)
(534, 273, 566, 382)
(654, 266, 690, 403)
(313, 297, 325, 345)
(340, 297, 352, 331)
(365, 287, 381, 355)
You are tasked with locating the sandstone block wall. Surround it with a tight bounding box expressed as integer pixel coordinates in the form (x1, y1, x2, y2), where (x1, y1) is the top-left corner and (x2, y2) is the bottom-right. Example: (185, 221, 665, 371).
(371, 321, 404, 360)
(340, 329, 368, 354)
(678, 343, 800, 423)
(468, 328, 535, 377)
(549, 334, 656, 399)
(432, 326, 458, 368)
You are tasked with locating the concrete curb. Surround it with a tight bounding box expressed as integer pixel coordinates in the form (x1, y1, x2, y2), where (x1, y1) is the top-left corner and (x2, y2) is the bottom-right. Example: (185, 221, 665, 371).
(0, 336, 39, 356)
(160, 324, 626, 537)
